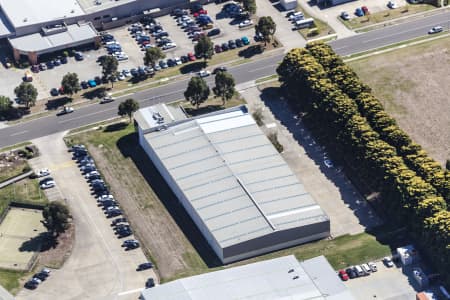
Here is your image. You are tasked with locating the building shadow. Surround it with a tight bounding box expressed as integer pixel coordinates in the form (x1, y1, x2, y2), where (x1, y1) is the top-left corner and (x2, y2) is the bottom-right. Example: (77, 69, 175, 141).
(116, 131, 222, 268)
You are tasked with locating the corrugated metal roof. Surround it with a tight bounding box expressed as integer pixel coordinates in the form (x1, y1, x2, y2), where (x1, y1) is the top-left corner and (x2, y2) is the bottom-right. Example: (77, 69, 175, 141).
(0, 0, 85, 28)
(141, 255, 355, 300)
(9, 23, 97, 53)
(143, 106, 328, 248)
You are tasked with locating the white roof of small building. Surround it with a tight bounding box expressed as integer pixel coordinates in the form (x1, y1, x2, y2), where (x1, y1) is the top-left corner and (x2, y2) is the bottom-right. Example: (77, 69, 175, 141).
(77, 0, 136, 14)
(141, 106, 328, 249)
(0, 0, 85, 29)
(9, 23, 97, 53)
(141, 255, 355, 300)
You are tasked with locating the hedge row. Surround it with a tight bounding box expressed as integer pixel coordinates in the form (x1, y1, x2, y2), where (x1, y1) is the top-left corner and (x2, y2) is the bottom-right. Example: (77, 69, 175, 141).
(276, 46, 450, 287)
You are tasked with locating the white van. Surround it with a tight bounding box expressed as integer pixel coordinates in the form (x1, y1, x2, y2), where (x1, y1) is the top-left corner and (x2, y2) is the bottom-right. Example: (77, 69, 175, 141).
(361, 263, 371, 274)
(295, 18, 314, 29)
(354, 265, 364, 276)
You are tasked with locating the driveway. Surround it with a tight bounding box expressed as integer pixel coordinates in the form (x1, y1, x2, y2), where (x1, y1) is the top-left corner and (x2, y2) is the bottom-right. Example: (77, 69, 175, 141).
(16, 132, 156, 300)
(239, 83, 382, 237)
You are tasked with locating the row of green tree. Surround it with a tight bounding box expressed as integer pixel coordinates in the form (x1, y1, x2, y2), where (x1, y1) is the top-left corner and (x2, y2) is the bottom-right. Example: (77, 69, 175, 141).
(304, 42, 450, 205)
(276, 47, 450, 287)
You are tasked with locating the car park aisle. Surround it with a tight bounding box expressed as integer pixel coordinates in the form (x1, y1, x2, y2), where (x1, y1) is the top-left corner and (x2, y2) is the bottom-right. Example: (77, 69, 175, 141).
(16, 133, 156, 300)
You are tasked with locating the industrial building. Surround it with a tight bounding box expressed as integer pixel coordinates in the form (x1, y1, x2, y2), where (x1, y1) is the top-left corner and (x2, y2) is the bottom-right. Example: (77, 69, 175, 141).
(140, 255, 355, 300)
(135, 105, 330, 264)
(0, 0, 205, 63)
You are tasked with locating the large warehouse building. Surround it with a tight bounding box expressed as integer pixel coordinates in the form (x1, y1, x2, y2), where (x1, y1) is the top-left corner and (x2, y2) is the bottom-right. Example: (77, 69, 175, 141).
(140, 255, 355, 300)
(135, 105, 330, 263)
(0, 0, 206, 63)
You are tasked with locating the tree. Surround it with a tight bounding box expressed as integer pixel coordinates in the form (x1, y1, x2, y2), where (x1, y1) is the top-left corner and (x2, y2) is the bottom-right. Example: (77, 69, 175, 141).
(42, 201, 70, 236)
(256, 16, 276, 46)
(446, 159, 450, 171)
(243, 0, 257, 15)
(144, 47, 165, 67)
(213, 71, 235, 105)
(118, 98, 139, 122)
(184, 77, 210, 109)
(194, 35, 214, 63)
(61, 72, 80, 99)
(102, 56, 118, 88)
(0, 95, 12, 113)
(14, 82, 37, 109)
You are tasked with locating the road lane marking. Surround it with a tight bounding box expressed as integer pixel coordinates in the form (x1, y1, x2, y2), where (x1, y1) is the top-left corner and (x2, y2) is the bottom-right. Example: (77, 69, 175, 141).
(10, 130, 28, 136)
(117, 288, 144, 296)
(58, 107, 117, 124)
(361, 24, 434, 43)
(249, 64, 277, 72)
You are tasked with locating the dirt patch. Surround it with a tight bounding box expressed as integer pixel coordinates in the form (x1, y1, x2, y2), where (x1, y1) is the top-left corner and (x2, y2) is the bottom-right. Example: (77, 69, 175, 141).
(348, 39, 450, 165)
(38, 224, 75, 269)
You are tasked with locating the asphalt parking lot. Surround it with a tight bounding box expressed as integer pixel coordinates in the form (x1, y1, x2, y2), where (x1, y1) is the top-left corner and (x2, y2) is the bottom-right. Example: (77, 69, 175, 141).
(16, 133, 157, 300)
(344, 261, 418, 299)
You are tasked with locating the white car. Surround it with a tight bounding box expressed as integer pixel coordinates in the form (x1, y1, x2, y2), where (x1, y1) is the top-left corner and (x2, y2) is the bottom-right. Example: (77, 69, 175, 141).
(162, 42, 177, 50)
(36, 168, 50, 177)
(40, 180, 56, 189)
(288, 12, 304, 20)
(323, 159, 334, 168)
(197, 70, 211, 77)
(122, 69, 131, 77)
(98, 194, 115, 202)
(428, 26, 443, 34)
(85, 171, 100, 178)
(174, 57, 182, 65)
(117, 73, 125, 81)
(116, 55, 129, 61)
(368, 262, 377, 272)
(238, 20, 253, 28)
(383, 257, 394, 267)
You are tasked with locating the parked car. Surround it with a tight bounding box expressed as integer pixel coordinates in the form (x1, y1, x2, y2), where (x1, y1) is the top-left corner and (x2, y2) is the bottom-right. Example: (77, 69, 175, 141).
(214, 44, 223, 53)
(145, 278, 155, 288)
(361, 263, 371, 274)
(88, 79, 97, 87)
(162, 42, 177, 50)
(39, 63, 47, 71)
(112, 217, 127, 225)
(70, 144, 86, 152)
(368, 262, 377, 272)
(221, 42, 229, 51)
(338, 270, 349, 281)
(80, 81, 89, 89)
(387, 0, 398, 8)
(228, 39, 236, 49)
(345, 267, 357, 279)
(355, 7, 364, 17)
(40, 180, 56, 189)
(137, 262, 153, 271)
(241, 36, 250, 45)
(428, 26, 443, 34)
(122, 239, 139, 248)
(361, 6, 369, 15)
(288, 11, 304, 20)
(207, 28, 221, 36)
(74, 52, 84, 61)
(130, 68, 139, 77)
(187, 52, 196, 61)
(238, 20, 253, 28)
(50, 88, 59, 96)
(235, 38, 243, 47)
(35, 168, 51, 177)
(383, 256, 394, 267)
(340, 11, 350, 20)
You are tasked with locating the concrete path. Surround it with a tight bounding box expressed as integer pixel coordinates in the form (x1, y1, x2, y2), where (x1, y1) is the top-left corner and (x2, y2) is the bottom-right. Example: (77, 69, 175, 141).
(238, 82, 381, 237)
(0, 284, 14, 300)
(0, 171, 33, 188)
(16, 132, 156, 300)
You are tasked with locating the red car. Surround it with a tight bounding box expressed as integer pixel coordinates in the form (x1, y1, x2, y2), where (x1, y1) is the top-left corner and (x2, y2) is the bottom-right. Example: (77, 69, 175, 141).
(338, 270, 349, 281)
(193, 10, 208, 17)
(187, 52, 196, 61)
(361, 6, 369, 15)
(214, 44, 222, 53)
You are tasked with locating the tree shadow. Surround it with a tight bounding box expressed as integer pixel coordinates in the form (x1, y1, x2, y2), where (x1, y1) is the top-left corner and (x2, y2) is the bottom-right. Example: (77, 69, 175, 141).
(180, 61, 206, 74)
(0, 107, 30, 121)
(238, 45, 264, 58)
(184, 104, 225, 117)
(116, 132, 222, 268)
(19, 232, 54, 252)
(81, 87, 107, 100)
(45, 97, 72, 111)
(104, 122, 128, 132)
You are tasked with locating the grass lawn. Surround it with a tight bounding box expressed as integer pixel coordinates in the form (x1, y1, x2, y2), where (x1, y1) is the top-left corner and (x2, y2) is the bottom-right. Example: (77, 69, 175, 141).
(344, 4, 434, 30)
(173, 94, 247, 117)
(0, 160, 27, 183)
(296, 5, 334, 39)
(0, 269, 26, 295)
(0, 142, 32, 154)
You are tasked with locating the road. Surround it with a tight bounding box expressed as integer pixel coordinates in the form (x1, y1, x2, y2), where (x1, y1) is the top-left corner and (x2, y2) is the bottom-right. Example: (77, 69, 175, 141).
(1, 10, 449, 148)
